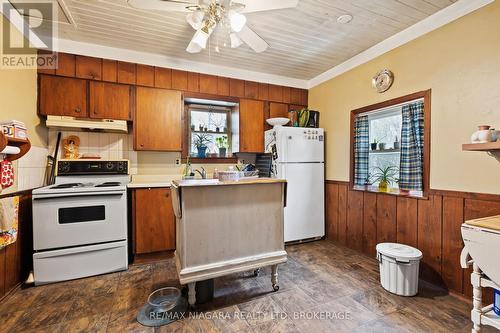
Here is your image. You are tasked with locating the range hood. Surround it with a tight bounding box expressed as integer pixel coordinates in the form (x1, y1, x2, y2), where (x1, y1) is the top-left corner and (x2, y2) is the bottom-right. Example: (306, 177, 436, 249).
(46, 116, 128, 133)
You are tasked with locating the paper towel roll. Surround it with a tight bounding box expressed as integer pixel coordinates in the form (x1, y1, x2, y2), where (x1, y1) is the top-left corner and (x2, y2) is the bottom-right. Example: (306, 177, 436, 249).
(0, 146, 21, 155)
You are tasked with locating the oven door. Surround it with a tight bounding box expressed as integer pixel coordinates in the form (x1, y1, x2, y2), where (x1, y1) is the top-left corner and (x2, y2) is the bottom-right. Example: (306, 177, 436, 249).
(33, 190, 127, 250)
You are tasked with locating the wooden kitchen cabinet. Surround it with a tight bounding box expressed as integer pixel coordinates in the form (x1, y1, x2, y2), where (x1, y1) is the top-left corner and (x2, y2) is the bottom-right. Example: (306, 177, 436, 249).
(39, 75, 88, 117)
(239, 99, 265, 153)
(133, 188, 175, 254)
(269, 102, 289, 119)
(75, 55, 102, 80)
(134, 87, 182, 151)
(89, 81, 132, 120)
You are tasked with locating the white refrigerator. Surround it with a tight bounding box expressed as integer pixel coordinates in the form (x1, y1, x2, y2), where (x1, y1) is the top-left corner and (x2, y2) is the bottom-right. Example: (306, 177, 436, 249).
(265, 127, 325, 242)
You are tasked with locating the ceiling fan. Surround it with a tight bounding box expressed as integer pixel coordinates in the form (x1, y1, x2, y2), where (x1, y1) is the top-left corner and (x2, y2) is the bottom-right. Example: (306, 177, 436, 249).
(127, 0, 299, 54)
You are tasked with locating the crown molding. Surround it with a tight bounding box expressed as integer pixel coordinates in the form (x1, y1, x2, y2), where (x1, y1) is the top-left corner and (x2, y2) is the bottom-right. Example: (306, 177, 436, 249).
(307, 0, 495, 89)
(54, 38, 309, 89)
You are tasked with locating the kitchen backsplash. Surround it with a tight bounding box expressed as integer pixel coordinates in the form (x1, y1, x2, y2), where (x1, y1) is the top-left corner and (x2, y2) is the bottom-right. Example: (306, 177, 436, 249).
(48, 130, 253, 177)
(48, 129, 139, 175)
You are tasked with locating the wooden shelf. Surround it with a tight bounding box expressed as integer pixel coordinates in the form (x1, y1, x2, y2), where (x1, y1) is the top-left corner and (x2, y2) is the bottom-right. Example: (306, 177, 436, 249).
(369, 148, 400, 154)
(462, 142, 500, 151)
(191, 130, 228, 135)
(0, 132, 31, 162)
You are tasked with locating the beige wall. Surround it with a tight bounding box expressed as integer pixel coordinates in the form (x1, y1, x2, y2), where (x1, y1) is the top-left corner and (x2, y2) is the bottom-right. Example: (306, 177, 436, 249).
(309, 1, 500, 195)
(0, 16, 48, 193)
(0, 16, 45, 148)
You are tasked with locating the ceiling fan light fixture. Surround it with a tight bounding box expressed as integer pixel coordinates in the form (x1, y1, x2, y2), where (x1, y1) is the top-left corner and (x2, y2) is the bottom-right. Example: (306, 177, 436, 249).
(186, 40, 202, 53)
(191, 29, 209, 49)
(186, 11, 204, 30)
(229, 33, 243, 48)
(228, 10, 246, 32)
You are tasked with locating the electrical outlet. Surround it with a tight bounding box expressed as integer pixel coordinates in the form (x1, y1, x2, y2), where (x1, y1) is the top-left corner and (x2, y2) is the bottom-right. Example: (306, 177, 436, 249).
(175, 158, 181, 165)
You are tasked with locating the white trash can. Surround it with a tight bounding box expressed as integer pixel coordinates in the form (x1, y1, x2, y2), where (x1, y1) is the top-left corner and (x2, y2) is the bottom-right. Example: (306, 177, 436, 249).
(376, 243, 423, 296)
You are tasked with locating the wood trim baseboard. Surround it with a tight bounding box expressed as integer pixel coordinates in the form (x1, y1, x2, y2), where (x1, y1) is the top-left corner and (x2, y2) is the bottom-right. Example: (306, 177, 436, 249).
(326, 180, 500, 202)
(325, 180, 350, 185)
(429, 189, 500, 203)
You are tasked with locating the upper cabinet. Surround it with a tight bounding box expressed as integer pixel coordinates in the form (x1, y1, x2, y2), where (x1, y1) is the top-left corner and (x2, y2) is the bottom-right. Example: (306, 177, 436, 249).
(39, 75, 88, 117)
(134, 87, 182, 151)
(89, 82, 133, 120)
(239, 99, 265, 153)
(75, 56, 102, 80)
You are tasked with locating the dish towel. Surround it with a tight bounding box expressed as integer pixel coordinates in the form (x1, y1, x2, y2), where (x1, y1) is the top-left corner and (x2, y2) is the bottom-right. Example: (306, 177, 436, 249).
(0, 196, 19, 249)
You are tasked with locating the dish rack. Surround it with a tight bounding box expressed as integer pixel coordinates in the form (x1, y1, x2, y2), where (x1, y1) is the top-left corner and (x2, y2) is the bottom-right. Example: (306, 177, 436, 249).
(217, 170, 259, 181)
(461, 249, 500, 332)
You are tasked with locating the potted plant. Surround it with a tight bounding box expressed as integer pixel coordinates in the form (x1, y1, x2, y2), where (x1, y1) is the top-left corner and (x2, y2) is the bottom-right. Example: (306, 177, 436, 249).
(393, 136, 400, 150)
(193, 133, 212, 158)
(371, 166, 398, 192)
(378, 142, 386, 150)
(216, 136, 228, 157)
(198, 122, 205, 131)
(190, 124, 195, 131)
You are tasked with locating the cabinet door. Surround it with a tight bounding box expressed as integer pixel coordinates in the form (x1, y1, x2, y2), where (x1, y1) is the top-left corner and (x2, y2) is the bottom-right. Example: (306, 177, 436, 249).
(89, 82, 132, 120)
(269, 102, 289, 119)
(75, 55, 102, 80)
(239, 99, 264, 153)
(134, 87, 182, 151)
(134, 188, 175, 254)
(39, 75, 88, 117)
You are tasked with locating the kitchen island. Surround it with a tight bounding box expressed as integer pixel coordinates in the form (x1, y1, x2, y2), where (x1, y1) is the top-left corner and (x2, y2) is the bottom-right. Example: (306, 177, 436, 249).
(171, 178, 287, 306)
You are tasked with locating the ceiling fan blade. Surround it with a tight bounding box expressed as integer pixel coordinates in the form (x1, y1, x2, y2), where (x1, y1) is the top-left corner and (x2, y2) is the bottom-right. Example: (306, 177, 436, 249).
(127, 0, 197, 12)
(234, 0, 298, 13)
(236, 25, 269, 53)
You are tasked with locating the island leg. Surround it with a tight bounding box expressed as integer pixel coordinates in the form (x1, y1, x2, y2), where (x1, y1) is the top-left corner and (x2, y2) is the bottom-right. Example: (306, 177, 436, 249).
(271, 265, 279, 291)
(187, 282, 196, 307)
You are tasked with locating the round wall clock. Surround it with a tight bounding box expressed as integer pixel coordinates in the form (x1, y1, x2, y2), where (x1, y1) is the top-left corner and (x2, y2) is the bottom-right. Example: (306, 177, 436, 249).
(372, 69, 394, 93)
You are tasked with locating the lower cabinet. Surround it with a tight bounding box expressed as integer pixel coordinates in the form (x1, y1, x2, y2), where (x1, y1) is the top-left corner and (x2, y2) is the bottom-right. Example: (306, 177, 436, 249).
(132, 188, 175, 254)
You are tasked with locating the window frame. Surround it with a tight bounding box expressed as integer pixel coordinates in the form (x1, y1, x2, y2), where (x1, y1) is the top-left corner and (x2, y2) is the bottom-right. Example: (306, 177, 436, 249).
(182, 93, 239, 164)
(187, 104, 233, 157)
(349, 90, 431, 199)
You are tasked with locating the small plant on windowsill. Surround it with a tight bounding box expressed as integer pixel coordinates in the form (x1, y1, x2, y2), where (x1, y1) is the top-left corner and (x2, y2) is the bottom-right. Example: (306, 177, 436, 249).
(215, 136, 228, 158)
(371, 136, 385, 150)
(193, 133, 212, 158)
(371, 166, 398, 192)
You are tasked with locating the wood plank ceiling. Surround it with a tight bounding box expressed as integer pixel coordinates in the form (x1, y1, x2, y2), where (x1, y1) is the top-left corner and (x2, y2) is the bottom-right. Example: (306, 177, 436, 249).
(52, 0, 457, 80)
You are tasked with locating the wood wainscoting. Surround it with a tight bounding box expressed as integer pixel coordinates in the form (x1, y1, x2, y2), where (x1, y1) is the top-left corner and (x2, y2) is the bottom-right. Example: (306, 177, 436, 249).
(0, 192, 33, 301)
(325, 180, 500, 299)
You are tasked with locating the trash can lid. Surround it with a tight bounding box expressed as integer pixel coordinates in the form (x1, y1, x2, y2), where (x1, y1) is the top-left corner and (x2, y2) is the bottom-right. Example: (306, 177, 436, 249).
(376, 243, 423, 261)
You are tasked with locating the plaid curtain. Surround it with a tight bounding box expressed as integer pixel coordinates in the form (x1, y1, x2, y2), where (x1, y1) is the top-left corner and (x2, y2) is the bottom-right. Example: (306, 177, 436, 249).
(354, 115, 369, 185)
(399, 101, 425, 191)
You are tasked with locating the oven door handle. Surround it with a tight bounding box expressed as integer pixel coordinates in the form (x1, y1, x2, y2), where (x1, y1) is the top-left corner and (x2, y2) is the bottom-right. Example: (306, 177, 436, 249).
(33, 192, 125, 200)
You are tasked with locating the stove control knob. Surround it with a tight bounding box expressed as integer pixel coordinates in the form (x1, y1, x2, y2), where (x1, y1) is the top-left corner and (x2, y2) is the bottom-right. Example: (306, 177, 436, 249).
(59, 161, 70, 173)
(117, 162, 126, 172)
(106, 162, 114, 170)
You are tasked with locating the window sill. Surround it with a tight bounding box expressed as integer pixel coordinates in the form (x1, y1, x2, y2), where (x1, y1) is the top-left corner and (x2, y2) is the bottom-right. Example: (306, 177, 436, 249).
(182, 157, 238, 164)
(352, 185, 427, 200)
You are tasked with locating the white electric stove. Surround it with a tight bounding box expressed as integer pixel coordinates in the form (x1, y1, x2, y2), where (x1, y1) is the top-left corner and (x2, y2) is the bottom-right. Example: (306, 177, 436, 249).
(32, 159, 129, 285)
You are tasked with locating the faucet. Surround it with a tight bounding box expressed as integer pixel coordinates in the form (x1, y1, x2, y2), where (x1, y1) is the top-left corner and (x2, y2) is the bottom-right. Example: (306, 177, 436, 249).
(195, 167, 206, 179)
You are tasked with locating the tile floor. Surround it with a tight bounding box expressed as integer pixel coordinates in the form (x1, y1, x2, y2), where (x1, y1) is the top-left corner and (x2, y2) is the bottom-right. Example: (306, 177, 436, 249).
(0, 240, 495, 333)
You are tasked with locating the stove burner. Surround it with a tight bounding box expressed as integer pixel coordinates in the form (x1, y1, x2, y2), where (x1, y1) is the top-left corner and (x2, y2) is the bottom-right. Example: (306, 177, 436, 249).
(51, 183, 85, 189)
(95, 182, 122, 188)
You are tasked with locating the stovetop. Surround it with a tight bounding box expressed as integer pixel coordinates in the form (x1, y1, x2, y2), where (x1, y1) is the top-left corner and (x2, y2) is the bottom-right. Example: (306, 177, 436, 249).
(33, 160, 130, 196)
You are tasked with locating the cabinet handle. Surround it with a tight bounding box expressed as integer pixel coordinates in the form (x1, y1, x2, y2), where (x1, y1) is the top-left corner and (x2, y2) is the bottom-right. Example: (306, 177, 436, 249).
(75, 107, 81, 113)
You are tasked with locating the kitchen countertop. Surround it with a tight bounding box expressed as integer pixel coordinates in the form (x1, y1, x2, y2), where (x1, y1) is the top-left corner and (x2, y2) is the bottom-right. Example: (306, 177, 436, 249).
(127, 174, 181, 188)
(172, 178, 286, 188)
